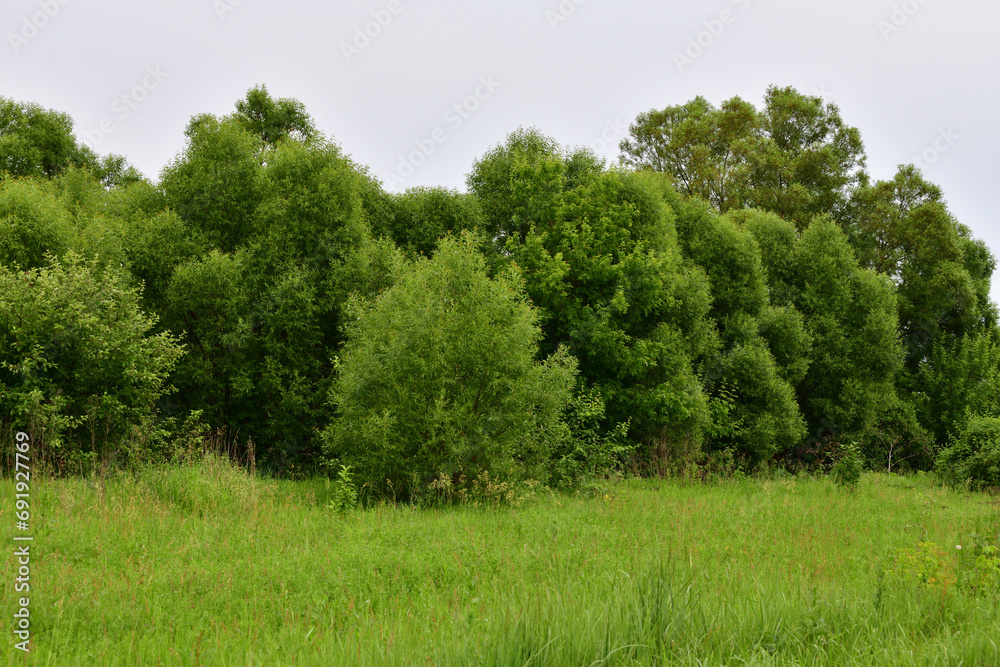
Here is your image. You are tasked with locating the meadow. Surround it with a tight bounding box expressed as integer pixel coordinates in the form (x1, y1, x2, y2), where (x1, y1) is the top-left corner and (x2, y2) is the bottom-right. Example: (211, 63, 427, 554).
(2, 456, 999, 666)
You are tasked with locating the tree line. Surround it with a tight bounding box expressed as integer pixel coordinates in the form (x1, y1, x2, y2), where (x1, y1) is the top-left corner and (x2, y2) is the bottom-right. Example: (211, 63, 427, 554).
(2, 85, 998, 495)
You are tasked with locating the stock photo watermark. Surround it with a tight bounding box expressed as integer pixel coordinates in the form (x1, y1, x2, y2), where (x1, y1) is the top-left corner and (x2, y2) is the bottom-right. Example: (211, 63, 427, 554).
(384, 75, 502, 189)
(673, 0, 754, 73)
(912, 127, 958, 171)
(546, 0, 588, 31)
(213, 0, 245, 21)
(877, 0, 930, 40)
(81, 66, 169, 148)
(12, 432, 33, 653)
(587, 117, 629, 155)
(7, 0, 71, 54)
(341, 0, 404, 63)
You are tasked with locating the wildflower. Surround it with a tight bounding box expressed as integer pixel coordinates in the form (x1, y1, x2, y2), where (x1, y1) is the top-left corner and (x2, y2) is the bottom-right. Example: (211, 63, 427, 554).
(956, 545, 962, 550)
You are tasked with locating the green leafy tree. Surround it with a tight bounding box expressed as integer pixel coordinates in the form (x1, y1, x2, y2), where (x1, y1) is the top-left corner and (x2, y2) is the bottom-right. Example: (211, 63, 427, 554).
(232, 84, 316, 147)
(0, 178, 72, 269)
(667, 195, 806, 465)
(847, 165, 997, 369)
(386, 187, 484, 257)
(0, 254, 183, 465)
(621, 86, 866, 228)
(743, 211, 902, 444)
(162, 251, 249, 432)
(0, 96, 141, 187)
(323, 234, 576, 498)
(914, 332, 1000, 447)
(619, 95, 757, 213)
(160, 115, 263, 253)
(158, 102, 403, 468)
(0, 97, 79, 179)
(469, 131, 714, 463)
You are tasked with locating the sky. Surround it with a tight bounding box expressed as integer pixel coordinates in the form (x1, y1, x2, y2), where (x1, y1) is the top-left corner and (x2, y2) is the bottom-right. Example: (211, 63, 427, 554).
(3, 0, 999, 298)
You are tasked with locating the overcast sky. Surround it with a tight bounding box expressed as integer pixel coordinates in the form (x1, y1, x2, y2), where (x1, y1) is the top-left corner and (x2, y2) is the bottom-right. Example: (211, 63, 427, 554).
(3, 0, 999, 298)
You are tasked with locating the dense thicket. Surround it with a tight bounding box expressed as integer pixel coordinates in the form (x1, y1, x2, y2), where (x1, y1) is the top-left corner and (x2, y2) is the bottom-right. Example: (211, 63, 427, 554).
(1, 86, 997, 487)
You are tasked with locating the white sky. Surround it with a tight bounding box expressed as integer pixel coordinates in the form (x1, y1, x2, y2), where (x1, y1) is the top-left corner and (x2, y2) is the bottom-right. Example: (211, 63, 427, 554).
(3, 0, 998, 300)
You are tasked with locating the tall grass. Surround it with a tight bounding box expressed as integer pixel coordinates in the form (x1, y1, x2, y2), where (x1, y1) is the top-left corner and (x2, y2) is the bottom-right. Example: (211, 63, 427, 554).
(2, 458, 998, 665)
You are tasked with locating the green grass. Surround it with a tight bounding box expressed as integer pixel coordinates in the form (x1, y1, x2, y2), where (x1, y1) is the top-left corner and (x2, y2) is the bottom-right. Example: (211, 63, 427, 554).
(2, 455, 999, 665)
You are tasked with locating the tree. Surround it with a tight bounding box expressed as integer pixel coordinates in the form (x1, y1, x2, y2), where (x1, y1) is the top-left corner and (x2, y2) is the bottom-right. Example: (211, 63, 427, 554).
(0, 178, 72, 269)
(0, 254, 183, 465)
(669, 198, 806, 465)
(0, 96, 141, 187)
(0, 97, 79, 179)
(467, 127, 597, 249)
(385, 187, 484, 257)
(160, 114, 263, 253)
(159, 104, 402, 469)
(846, 165, 996, 369)
(232, 85, 316, 147)
(619, 96, 757, 213)
(914, 332, 1000, 447)
(469, 130, 715, 463)
(620, 86, 866, 228)
(743, 212, 902, 443)
(323, 234, 576, 498)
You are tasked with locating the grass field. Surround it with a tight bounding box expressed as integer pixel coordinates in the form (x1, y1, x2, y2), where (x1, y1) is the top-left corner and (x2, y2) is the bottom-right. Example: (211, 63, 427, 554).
(2, 455, 999, 666)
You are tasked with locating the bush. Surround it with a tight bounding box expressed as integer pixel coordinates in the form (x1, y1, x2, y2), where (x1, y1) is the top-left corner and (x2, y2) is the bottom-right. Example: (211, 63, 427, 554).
(936, 415, 1000, 490)
(323, 234, 576, 500)
(548, 387, 632, 490)
(832, 442, 863, 490)
(0, 253, 184, 469)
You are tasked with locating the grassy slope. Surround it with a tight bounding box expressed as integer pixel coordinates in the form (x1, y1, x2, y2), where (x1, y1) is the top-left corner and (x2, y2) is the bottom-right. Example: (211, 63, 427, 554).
(2, 457, 999, 666)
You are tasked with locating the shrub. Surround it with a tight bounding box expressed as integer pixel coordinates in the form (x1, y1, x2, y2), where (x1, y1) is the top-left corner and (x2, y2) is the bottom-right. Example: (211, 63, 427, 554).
(0, 253, 183, 469)
(548, 387, 632, 490)
(936, 415, 1000, 490)
(323, 234, 576, 500)
(832, 442, 863, 490)
(327, 465, 358, 515)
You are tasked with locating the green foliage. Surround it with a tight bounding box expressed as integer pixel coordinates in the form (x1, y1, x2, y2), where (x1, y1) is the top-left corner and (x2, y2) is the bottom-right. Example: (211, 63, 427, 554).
(122, 210, 203, 309)
(0, 177, 72, 269)
(232, 84, 316, 146)
(156, 96, 401, 469)
(832, 442, 863, 490)
(743, 212, 903, 443)
(4, 84, 1000, 481)
(386, 187, 484, 257)
(465, 127, 572, 247)
(0, 254, 183, 466)
(162, 250, 248, 431)
(324, 234, 576, 498)
(548, 387, 633, 489)
(620, 86, 866, 227)
(619, 95, 757, 213)
(327, 465, 358, 514)
(0, 97, 80, 178)
(936, 415, 1000, 490)
(846, 166, 995, 370)
(672, 204, 806, 465)
(913, 332, 1000, 447)
(469, 131, 715, 464)
(160, 114, 263, 253)
(886, 541, 955, 591)
(859, 398, 934, 473)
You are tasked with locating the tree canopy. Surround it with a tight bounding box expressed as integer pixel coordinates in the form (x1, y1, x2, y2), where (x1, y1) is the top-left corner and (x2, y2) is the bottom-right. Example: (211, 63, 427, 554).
(1, 84, 997, 484)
